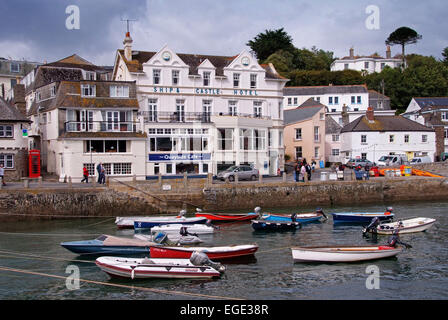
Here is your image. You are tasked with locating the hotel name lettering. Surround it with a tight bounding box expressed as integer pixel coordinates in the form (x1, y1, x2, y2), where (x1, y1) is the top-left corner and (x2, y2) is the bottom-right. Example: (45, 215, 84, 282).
(153, 87, 258, 96)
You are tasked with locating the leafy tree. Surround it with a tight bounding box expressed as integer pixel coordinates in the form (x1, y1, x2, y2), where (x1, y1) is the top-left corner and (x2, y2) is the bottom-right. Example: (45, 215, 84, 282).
(264, 50, 295, 75)
(442, 47, 448, 66)
(247, 28, 295, 62)
(385, 26, 422, 68)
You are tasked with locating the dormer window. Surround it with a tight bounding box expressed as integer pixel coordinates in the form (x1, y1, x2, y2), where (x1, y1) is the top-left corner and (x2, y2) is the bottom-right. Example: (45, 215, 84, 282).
(81, 84, 96, 97)
(110, 85, 129, 97)
(203, 72, 210, 86)
(85, 71, 96, 80)
(10, 62, 20, 73)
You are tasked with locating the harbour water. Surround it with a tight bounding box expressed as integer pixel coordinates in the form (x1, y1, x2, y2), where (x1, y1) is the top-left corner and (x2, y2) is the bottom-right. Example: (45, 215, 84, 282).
(0, 201, 447, 300)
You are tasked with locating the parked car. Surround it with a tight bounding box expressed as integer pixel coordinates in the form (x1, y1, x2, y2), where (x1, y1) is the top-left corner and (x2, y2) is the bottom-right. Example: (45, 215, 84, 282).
(217, 165, 259, 181)
(377, 154, 408, 166)
(410, 156, 432, 165)
(345, 158, 374, 169)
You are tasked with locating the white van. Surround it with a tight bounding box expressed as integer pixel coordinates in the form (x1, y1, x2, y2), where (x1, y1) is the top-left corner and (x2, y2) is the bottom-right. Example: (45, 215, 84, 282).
(410, 156, 432, 165)
(377, 154, 408, 166)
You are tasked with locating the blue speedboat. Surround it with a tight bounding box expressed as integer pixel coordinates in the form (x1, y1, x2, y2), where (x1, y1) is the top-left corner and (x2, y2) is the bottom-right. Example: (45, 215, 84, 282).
(330, 208, 394, 224)
(262, 213, 324, 224)
(60, 234, 155, 255)
(251, 219, 302, 231)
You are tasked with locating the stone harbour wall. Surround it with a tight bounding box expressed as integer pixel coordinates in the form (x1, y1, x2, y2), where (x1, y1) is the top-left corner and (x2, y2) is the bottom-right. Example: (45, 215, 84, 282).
(201, 177, 448, 211)
(0, 188, 159, 221)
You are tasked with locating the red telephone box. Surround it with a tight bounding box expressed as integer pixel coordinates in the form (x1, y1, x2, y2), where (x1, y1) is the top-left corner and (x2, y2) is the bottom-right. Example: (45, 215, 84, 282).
(29, 149, 41, 178)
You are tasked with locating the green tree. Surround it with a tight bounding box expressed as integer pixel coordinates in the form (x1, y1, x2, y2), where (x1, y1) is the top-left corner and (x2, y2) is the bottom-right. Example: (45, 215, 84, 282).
(247, 28, 295, 62)
(442, 47, 448, 66)
(264, 49, 295, 76)
(385, 26, 422, 68)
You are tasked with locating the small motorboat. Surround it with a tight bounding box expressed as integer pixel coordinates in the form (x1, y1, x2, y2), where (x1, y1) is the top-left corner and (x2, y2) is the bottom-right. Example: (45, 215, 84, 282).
(135, 231, 204, 245)
(330, 207, 394, 223)
(363, 217, 436, 235)
(60, 234, 155, 255)
(96, 251, 225, 279)
(150, 223, 215, 235)
(149, 244, 258, 260)
(115, 210, 208, 229)
(251, 219, 301, 231)
(291, 245, 404, 263)
(195, 208, 258, 222)
(254, 207, 326, 224)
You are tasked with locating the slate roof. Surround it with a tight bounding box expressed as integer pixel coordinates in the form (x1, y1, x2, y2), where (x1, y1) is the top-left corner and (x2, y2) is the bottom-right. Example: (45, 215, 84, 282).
(413, 97, 448, 110)
(0, 97, 29, 122)
(341, 115, 434, 133)
(284, 85, 368, 96)
(117, 50, 285, 80)
(284, 98, 325, 125)
(325, 116, 342, 134)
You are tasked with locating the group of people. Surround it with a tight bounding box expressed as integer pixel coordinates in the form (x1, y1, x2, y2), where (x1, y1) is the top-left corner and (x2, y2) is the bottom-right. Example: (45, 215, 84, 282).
(294, 158, 315, 182)
(80, 163, 106, 184)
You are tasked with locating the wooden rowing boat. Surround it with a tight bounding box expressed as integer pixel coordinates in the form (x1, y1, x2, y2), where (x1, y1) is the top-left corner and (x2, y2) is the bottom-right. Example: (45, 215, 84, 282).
(291, 245, 403, 263)
(149, 244, 258, 260)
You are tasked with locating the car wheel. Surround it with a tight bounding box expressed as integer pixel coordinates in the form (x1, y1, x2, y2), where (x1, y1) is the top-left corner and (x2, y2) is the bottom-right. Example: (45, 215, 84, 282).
(228, 175, 234, 182)
(251, 175, 257, 181)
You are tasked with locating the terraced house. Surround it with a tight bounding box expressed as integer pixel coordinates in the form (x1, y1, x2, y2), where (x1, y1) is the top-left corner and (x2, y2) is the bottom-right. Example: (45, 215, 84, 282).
(112, 32, 288, 177)
(27, 68, 146, 182)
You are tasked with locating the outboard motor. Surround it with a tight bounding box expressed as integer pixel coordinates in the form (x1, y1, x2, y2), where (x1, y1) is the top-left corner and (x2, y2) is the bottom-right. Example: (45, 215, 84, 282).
(386, 207, 394, 213)
(178, 209, 187, 218)
(189, 251, 226, 273)
(290, 213, 297, 222)
(254, 207, 262, 219)
(196, 208, 202, 213)
(316, 207, 327, 220)
(364, 217, 380, 234)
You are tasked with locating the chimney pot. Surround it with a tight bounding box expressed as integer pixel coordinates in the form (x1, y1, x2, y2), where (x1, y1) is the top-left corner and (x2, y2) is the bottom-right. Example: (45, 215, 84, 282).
(386, 45, 391, 59)
(349, 47, 354, 59)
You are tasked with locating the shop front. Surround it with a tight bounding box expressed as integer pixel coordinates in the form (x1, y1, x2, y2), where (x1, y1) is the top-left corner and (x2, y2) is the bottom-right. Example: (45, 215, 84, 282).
(147, 153, 211, 177)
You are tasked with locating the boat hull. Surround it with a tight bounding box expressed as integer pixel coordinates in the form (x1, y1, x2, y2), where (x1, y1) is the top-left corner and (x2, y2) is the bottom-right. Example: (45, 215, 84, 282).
(151, 224, 214, 234)
(262, 213, 323, 224)
(331, 212, 394, 223)
(291, 246, 403, 263)
(251, 219, 301, 231)
(195, 212, 258, 222)
(368, 218, 436, 235)
(96, 257, 221, 279)
(133, 218, 208, 230)
(149, 245, 258, 260)
(115, 216, 207, 229)
(61, 244, 150, 255)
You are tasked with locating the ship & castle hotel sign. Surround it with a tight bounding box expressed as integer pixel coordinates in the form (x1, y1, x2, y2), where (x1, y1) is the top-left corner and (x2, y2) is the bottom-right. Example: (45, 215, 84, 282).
(153, 87, 259, 96)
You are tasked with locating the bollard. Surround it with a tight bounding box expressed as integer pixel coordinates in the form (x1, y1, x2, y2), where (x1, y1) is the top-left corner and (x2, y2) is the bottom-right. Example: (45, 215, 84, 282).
(283, 172, 287, 183)
(258, 174, 263, 184)
(158, 172, 162, 187)
(68, 176, 72, 188)
(106, 177, 110, 187)
(23, 178, 29, 189)
(0, 177, 2, 189)
(38, 176, 43, 187)
(234, 173, 239, 184)
(133, 174, 137, 183)
(207, 172, 213, 185)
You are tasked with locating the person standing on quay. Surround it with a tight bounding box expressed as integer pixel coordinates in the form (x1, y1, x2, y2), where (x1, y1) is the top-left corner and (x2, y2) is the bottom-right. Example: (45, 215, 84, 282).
(100, 165, 106, 184)
(81, 165, 89, 183)
(97, 162, 102, 183)
(0, 163, 5, 186)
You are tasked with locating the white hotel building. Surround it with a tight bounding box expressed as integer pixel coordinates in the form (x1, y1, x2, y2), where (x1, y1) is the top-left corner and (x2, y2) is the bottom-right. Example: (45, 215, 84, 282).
(112, 33, 288, 177)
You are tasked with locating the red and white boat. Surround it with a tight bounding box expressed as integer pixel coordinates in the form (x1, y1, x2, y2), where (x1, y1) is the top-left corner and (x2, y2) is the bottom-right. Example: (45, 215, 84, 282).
(150, 244, 258, 260)
(195, 209, 258, 222)
(95, 256, 224, 279)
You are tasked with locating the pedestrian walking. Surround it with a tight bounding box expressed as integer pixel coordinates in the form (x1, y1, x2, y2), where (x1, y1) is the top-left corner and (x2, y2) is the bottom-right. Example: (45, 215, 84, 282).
(97, 162, 102, 183)
(0, 163, 5, 186)
(305, 163, 312, 181)
(81, 165, 89, 183)
(300, 163, 307, 182)
(99, 166, 106, 184)
(295, 161, 301, 182)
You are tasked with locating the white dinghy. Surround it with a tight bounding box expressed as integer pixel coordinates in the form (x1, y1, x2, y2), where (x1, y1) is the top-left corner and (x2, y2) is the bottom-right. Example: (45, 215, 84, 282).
(151, 224, 215, 235)
(291, 245, 403, 263)
(96, 252, 225, 280)
(363, 217, 436, 235)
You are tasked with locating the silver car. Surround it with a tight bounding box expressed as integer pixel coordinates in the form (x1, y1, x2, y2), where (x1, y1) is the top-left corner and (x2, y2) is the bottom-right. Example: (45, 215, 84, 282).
(217, 165, 259, 181)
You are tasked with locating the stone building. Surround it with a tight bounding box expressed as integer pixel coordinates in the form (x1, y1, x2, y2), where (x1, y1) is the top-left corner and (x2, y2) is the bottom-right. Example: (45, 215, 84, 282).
(0, 93, 30, 181)
(0, 57, 41, 99)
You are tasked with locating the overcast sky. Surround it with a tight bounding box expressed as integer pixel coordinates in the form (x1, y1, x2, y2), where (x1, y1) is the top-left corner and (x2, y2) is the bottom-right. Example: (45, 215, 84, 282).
(1, 0, 447, 66)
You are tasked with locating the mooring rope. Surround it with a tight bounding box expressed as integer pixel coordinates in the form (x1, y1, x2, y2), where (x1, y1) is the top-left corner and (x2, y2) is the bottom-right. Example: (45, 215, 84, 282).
(0, 265, 244, 300)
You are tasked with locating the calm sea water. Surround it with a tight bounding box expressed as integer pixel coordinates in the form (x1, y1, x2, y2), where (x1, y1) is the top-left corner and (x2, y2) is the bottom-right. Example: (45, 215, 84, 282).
(0, 201, 447, 300)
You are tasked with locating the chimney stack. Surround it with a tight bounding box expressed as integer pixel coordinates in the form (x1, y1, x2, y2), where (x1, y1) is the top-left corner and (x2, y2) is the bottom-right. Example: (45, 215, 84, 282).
(386, 45, 391, 59)
(123, 32, 133, 61)
(349, 47, 354, 59)
(366, 107, 374, 122)
(341, 104, 349, 126)
(12, 84, 26, 116)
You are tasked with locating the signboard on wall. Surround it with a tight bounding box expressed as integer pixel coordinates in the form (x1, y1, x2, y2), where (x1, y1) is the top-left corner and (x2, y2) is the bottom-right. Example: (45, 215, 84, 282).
(148, 153, 211, 161)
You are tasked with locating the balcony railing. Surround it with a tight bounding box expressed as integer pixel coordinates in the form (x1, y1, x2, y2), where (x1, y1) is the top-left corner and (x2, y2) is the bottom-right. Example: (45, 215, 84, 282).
(138, 111, 271, 123)
(65, 121, 141, 133)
